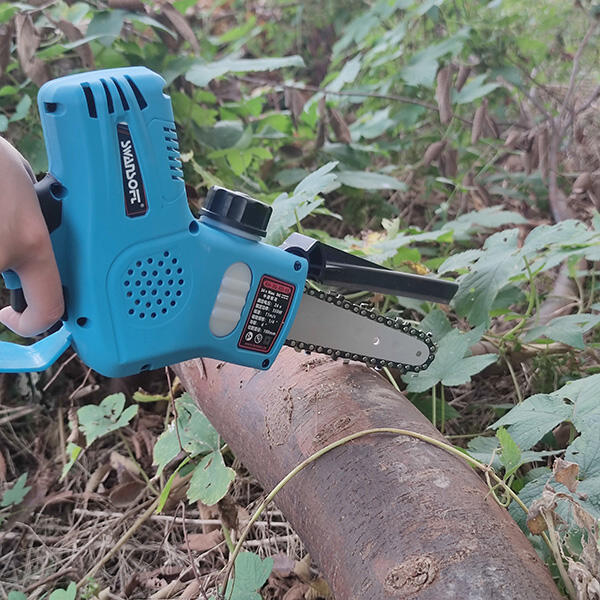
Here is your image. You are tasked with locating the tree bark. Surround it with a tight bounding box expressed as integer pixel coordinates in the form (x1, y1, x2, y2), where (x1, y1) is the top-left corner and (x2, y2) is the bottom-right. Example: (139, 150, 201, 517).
(173, 350, 563, 600)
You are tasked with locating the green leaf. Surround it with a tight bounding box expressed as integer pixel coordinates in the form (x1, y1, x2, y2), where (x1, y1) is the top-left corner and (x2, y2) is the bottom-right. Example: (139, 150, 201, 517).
(496, 427, 522, 477)
(419, 308, 453, 340)
(186, 56, 305, 87)
(452, 229, 522, 325)
(60, 443, 82, 481)
(403, 325, 497, 392)
(266, 162, 339, 245)
(442, 207, 527, 241)
(0, 3, 18, 23)
(0, 115, 8, 133)
(349, 107, 396, 140)
(467, 436, 559, 471)
(86, 10, 126, 46)
(1, 472, 30, 508)
(337, 171, 407, 191)
(326, 55, 362, 92)
(453, 73, 500, 104)
(9, 95, 31, 123)
(566, 428, 600, 479)
(187, 451, 236, 506)
(438, 249, 483, 274)
(223, 552, 274, 600)
(153, 393, 220, 476)
(490, 394, 572, 449)
(523, 313, 600, 349)
(77, 393, 138, 446)
(49, 582, 77, 600)
(400, 28, 469, 87)
(7, 592, 27, 600)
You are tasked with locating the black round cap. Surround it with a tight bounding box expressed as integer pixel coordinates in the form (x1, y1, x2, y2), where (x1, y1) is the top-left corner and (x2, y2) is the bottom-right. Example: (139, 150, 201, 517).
(201, 186, 272, 238)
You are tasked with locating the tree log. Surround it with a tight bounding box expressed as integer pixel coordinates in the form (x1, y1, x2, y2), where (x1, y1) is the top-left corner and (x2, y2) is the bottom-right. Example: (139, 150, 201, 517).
(173, 350, 562, 600)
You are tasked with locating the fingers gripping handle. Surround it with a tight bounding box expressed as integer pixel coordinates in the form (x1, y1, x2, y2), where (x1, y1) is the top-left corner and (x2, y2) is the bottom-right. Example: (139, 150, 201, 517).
(0, 173, 70, 374)
(2, 174, 64, 313)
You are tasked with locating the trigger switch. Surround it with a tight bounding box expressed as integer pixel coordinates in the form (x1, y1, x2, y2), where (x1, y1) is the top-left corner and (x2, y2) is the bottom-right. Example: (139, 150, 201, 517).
(201, 186, 272, 238)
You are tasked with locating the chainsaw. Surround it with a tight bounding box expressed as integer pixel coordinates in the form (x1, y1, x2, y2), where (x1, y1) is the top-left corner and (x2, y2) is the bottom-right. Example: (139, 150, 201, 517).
(0, 67, 457, 378)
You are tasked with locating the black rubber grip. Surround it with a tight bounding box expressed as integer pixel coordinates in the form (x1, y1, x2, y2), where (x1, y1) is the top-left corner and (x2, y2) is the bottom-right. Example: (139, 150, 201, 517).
(10, 173, 63, 313)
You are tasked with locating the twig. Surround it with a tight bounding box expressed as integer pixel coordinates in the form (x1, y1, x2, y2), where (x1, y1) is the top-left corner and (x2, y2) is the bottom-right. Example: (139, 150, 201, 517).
(0, 405, 37, 426)
(560, 21, 599, 135)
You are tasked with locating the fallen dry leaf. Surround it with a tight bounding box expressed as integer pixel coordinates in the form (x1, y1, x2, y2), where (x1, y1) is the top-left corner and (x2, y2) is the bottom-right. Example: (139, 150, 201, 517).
(0, 22, 13, 79)
(182, 529, 223, 552)
(159, 2, 199, 52)
(15, 13, 49, 86)
(109, 480, 146, 507)
(435, 65, 453, 125)
(285, 87, 307, 127)
(553, 458, 580, 493)
(328, 107, 352, 144)
(0, 446, 6, 482)
(282, 582, 309, 600)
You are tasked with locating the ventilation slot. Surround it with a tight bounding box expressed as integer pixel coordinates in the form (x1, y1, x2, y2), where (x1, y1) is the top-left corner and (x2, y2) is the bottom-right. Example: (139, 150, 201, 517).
(125, 75, 148, 110)
(81, 84, 97, 118)
(100, 79, 114, 113)
(111, 77, 129, 111)
(164, 125, 183, 181)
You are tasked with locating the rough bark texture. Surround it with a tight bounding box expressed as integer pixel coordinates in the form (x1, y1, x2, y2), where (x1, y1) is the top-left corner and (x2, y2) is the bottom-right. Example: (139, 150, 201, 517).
(174, 350, 563, 600)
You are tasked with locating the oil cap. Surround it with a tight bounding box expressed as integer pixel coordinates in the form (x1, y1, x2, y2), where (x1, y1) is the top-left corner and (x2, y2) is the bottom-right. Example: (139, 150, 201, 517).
(201, 186, 272, 238)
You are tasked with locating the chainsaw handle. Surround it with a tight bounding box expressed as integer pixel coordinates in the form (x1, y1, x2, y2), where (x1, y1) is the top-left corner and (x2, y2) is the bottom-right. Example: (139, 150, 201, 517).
(2, 173, 64, 314)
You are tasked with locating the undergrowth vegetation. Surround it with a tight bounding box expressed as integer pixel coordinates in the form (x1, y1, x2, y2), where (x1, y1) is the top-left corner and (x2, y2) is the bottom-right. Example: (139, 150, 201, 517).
(1, 0, 600, 598)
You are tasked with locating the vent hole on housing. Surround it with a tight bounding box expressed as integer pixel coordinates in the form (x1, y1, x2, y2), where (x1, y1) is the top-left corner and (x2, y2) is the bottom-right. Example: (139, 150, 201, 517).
(76, 317, 89, 327)
(44, 102, 58, 113)
(81, 84, 97, 118)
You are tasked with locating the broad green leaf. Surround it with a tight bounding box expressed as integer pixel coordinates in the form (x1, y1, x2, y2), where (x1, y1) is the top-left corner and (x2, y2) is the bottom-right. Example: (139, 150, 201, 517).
(222, 552, 274, 600)
(186, 56, 305, 87)
(9, 95, 31, 123)
(0, 3, 18, 23)
(49, 582, 77, 600)
(496, 427, 522, 477)
(276, 168, 308, 187)
(523, 313, 600, 349)
(442, 207, 527, 241)
(438, 249, 483, 274)
(419, 308, 453, 340)
(349, 107, 396, 140)
(266, 162, 339, 245)
(86, 9, 126, 45)
(187, 451, 236, 506)
(566, 428, 600, 479)
(452, 229, 522, 325)
(467, 437, 560, 470)
(337, 171, 407, 191)
(78, 393, 138, 446)
(453, 73, 500, 104)
(403, 325, 497, 392)
(490, 394, 572, 449)
(153, 393, 220, 476)
(327, 55, 362, 92)
(0, 115, 8, 132)
(1, 472, 30, 508)
(400, 28, 469, 87)
(7, 592, 27, 600)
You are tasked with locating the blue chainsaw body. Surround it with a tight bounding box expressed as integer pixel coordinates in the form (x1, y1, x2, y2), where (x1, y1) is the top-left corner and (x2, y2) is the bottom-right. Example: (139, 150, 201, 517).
(0, 67, 307, 376)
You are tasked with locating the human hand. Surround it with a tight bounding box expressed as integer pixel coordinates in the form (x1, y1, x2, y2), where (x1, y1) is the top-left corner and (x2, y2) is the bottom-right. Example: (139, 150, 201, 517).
(0, 137, 64, 337)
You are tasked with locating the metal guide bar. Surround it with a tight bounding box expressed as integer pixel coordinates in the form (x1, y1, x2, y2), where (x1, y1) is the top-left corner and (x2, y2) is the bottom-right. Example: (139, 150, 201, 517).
(285, 287, 437, 373)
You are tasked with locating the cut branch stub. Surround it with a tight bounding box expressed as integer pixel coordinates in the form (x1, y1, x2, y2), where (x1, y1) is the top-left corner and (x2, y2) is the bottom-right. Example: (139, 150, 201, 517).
(174, 350, 563, 600)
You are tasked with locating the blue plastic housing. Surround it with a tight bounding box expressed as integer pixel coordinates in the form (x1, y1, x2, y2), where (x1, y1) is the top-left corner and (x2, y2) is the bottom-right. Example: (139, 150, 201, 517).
(14, 66, 307, 377)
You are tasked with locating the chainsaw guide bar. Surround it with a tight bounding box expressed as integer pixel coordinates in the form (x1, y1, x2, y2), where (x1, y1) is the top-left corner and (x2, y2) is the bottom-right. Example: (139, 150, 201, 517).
(285, 287, 436, 373)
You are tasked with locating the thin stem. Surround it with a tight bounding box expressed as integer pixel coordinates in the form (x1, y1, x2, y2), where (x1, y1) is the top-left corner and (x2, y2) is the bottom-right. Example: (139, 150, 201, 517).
(503, 355, 523, 404)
